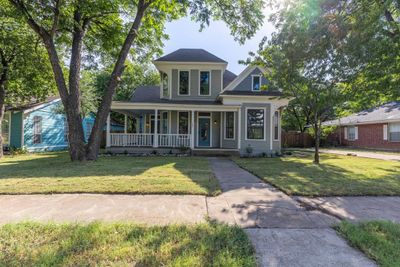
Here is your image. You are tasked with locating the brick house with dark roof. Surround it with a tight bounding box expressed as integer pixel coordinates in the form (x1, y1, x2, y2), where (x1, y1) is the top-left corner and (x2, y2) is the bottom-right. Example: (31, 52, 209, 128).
(324, 102, 400, 151)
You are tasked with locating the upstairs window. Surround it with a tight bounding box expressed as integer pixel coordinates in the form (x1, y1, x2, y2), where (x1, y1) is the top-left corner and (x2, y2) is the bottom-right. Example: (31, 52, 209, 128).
(199, 71, 210, 95)
(246, 109, 264, 140)
(179, 71, 189, 95)
(33, 116, 42, 144)
(161, 72, 169, 98)
(252, 75, 261, 91)
(274, 111, 279, 140)
(389, 123, 400, 142)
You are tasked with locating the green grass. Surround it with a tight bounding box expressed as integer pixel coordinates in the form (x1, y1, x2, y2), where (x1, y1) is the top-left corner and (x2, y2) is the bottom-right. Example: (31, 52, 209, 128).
(0, 152, 220, 195)
(0, 221, 256, 266)
(233, 152, 400, 196)
(336, 221, 400, 267)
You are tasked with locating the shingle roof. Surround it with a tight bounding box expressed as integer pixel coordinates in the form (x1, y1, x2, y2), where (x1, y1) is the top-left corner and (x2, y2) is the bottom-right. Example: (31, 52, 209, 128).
(223, 70, 237, 88)
(155, 49, 227, 63)
(6, 96, 60, 112)
(130, 86, 222, 105)
(324, 102, 400, 126)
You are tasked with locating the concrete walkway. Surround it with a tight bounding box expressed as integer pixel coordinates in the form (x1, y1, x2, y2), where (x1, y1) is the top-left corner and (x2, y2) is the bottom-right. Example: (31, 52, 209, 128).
(319, 148, 400, 161)
(208, 158, 376, 267)
(0, 158, 379, 267)
(299, 196, 400, 222)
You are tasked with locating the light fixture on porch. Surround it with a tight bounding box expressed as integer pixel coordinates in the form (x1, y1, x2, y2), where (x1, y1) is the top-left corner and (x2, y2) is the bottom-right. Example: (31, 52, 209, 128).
(213, 120, 217, 125)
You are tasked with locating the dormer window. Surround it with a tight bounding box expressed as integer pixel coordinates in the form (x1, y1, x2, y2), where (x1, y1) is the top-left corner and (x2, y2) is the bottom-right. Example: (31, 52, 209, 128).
(161, 72, 169, 98)
(252, 75, 261, 91)
(179, 71, 189, 95)
(199, 71, 210, 96)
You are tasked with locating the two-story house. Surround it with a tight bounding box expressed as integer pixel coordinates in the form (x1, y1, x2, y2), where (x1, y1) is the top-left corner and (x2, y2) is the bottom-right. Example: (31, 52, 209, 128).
(108, 49, 290, 155)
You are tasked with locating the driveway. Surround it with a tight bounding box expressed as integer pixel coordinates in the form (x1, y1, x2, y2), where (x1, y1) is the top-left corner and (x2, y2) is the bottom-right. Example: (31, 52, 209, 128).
(319, 148, 400, 161)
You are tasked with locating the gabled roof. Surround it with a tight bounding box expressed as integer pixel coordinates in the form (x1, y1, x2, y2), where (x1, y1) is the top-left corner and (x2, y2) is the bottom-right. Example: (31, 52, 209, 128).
(324, 102, 400, 126)
(6, 96, 60, 113)
(154, 49, 227, 63)
(223, 65, 267, 91)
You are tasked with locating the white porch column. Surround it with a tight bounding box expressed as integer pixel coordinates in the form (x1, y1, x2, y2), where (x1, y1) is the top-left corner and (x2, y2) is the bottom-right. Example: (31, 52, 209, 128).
(191, 110, 195, 149)
(106, 113, 111, 148)
(237, 108, 241, 150)
(270, 104, 274, 151)
(124, 114, 128, 134)
(153, 109, 158, 147)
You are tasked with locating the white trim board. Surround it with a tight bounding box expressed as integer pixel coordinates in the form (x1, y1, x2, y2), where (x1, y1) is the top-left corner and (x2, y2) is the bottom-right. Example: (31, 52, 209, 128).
(245, 107, 267, 141)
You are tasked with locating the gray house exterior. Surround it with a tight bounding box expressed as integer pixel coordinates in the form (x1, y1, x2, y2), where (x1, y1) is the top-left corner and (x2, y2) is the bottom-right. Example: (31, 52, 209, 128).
(108, 49, 290, 155)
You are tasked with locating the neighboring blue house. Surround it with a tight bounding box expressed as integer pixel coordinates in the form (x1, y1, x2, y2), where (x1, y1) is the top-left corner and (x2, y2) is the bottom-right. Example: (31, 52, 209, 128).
(2, 97, 123, 152)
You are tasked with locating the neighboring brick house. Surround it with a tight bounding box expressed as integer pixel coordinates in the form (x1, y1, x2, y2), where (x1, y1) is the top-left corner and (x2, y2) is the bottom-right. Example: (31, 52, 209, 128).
(324, 102, 400, 151)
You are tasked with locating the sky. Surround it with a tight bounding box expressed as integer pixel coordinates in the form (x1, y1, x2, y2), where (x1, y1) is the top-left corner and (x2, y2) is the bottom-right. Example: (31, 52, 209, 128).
(162, 10, 275, 75)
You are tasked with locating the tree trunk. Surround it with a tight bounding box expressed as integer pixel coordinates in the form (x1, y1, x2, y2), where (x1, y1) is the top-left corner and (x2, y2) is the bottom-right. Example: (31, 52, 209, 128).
(0, 81, 5, 159)
(86, 0, 148, 160)
(313, 122, 320, 164)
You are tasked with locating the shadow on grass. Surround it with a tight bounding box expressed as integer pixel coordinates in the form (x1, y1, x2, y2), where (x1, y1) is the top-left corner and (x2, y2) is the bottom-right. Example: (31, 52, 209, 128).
(0, 152, 219, 195)
(234, 154, 400, 196)
(0, 222, 256, 266)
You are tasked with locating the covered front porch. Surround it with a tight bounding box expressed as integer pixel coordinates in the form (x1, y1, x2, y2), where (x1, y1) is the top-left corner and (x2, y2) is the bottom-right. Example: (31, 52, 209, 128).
(107, 102, 241, 152)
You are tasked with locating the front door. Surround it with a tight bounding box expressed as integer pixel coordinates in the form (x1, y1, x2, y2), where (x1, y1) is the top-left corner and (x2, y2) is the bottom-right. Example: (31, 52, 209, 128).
(198, 117, 211, 147)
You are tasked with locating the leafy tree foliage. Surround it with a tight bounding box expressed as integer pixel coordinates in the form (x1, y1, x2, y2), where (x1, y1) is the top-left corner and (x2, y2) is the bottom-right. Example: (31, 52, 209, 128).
(9, 0, 265, 161)
(0, 1, 54, 158)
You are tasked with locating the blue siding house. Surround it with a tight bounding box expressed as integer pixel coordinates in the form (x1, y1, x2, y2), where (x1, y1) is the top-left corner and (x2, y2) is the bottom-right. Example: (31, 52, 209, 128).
(3, 97, 123, 152)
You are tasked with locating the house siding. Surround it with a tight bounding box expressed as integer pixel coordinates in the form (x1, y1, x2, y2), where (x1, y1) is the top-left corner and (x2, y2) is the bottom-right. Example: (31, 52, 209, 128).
(339, 123, 400, 151)
(231, 67, 268, 92)
(239, 103, 274, 155)
(170, 69, 222, 100)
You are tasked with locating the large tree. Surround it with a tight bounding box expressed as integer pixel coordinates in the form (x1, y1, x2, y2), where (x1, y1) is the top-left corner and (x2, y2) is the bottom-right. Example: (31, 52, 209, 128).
(9, 0, 265, 161)
(0, 2, 54, 158)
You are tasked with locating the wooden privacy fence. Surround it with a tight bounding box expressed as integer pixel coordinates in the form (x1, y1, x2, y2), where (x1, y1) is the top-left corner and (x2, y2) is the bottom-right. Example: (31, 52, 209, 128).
(282, 131, 314, 148)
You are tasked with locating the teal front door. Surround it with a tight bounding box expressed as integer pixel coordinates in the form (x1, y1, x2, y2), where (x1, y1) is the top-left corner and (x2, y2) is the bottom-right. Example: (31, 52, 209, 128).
(198, 117, 211, 147)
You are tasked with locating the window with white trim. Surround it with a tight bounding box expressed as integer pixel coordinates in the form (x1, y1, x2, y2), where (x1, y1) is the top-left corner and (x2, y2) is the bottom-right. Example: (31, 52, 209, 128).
(225, 112, 234, 139)
(252, 75, 261, 91)
(247, 109, 264, 140)
(347, 126, 356, 140)
(179, 71, 189, 95)
(389, 122, 400, 142)
(178, 112, 189, 134)
(199, 71, 210, 95)
(63, 117, 69, 142)
(161, 72, 169, 98)
(33, 116, 42, 144)
(274, 111, 279, 140)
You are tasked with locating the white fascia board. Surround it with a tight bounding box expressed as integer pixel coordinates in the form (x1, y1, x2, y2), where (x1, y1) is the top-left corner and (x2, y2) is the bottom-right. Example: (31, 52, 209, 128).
(333, 119, 400, 126)
(221, 95, 291, 107)
(111, 101, 240, 111)
(223, 65, 267, 91)
(23, 98, 61, 114)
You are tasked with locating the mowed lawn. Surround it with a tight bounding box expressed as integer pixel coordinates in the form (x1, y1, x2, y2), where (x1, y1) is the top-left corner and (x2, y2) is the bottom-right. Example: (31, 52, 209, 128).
(234, 152, 400, 196)
(0, 153, 220, 195)
(0, 222, 256, 267)
(336, 221, 400, 267)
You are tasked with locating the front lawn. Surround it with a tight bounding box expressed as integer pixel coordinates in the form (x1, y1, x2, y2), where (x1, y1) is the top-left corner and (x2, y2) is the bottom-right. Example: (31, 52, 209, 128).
(336, 221, 400, 267)
(0, 152, 220, 195)
(233, 152, 400, 196)
(0, 222, 256, 266)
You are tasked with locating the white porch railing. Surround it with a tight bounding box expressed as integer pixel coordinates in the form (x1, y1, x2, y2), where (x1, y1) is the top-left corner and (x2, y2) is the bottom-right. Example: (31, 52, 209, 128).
(110, 133, 154, 147)
(110, 133, 191, 148)
(158, 134, 191, 148)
